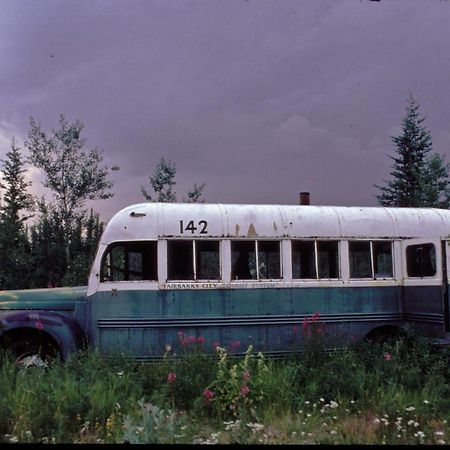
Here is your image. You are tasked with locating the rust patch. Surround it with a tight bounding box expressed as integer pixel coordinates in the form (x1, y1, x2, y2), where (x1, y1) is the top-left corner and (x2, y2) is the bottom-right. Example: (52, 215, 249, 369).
(247, 223, 258, 238)
(273, 222, 278, 232)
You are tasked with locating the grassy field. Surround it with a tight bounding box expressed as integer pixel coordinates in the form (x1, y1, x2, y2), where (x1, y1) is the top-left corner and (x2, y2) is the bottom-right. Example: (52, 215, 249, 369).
(0, 328, 449, 444)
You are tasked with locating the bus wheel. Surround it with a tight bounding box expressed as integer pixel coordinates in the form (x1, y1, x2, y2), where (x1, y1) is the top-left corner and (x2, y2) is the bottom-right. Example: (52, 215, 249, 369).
(4, 334, 61, 368)
(365, 326, 402, 345)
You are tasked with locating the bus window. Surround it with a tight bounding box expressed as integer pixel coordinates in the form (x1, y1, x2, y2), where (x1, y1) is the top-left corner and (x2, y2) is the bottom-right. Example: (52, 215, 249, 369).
(349, 241, 372, 278)
(196, 241, 220, 280)
(292, 240, 339, 279)
(231, 241, 256, 280)
(258, 241, 281, 279)
(231, 240, 281, 280)
(168, 241, 194, 280)
(292, 241, 316, 279)
(406, 243, 436, 277)
(168, 240, 220, 280)
(317, 241, 339, 278)
(373, 241, 393, 278)
(349, 240, 394, 279)
(100, 241, 157, 281)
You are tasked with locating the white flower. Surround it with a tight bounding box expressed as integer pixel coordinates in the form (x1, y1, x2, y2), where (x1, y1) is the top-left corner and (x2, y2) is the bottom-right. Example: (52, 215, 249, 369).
(405, 406, 415, 412)
(435, 431, 445, 436)
(329, 401, 339, 409)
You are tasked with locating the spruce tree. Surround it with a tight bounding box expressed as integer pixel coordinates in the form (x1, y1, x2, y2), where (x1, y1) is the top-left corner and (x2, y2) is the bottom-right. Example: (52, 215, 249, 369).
(376, 96, 450, 208)
(0, 139, 34, 289)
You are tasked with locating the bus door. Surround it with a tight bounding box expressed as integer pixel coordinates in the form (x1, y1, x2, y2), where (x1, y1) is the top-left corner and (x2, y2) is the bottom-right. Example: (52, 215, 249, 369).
(402, 238, 446, 337)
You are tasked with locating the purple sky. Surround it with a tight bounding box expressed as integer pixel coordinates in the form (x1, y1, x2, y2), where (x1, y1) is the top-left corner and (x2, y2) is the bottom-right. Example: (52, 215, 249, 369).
(1, 0, 450, 221)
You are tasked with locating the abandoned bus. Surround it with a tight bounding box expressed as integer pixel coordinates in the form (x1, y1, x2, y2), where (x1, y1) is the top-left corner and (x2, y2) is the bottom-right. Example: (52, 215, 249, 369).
(1, 202, 450, 361)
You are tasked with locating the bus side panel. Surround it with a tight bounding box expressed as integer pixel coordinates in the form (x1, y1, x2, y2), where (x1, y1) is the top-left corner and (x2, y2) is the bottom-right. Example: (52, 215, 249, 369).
(403, 285, 445, 338)
(89, 285, 403, 359)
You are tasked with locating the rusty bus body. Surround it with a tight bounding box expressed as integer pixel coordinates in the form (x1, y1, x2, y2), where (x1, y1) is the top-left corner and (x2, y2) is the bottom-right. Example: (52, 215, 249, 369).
(1, 203, 450, 362)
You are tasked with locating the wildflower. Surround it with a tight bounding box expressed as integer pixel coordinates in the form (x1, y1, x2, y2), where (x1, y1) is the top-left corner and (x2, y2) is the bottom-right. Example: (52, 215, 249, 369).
(229, 340, 241, 351)
(437, 440, 446, 445)
(167, 372, 177, 383)
(329, 401, 339, 409)
(423, 400, 430, 404)
(242, 370, 251, 381)
(213, 341, 221, 351)
(117, 371, 124, 377)
(384, 352, 392, 361)
(203, 389, 214, 401)
(240, 384, 250, 396)
(197, 336, 205, 345)
(405, 406, 415, 412)
(435, 431, 445, 437)
(165, 344, 172, 352)
(293, 324, 299, 336)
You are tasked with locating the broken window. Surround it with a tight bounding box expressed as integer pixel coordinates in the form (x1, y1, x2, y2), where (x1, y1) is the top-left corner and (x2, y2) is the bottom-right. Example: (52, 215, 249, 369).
(100, 241, 157, 282)
(231, 240, 281, 280)
(349, 240, 393, 279)
(292, 240, 339, 279)
(167, 240, 220, 280)
(406, 243, 436, 277)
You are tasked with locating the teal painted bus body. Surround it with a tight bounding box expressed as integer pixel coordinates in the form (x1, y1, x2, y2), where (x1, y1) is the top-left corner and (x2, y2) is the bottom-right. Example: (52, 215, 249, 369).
(85, 285, 444, 359)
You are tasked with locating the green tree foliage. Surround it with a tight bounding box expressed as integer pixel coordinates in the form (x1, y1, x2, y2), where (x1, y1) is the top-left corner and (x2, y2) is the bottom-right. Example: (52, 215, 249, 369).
(29, 202, 104, 287)
(0, 139, 34, 289)
(141, 157, 177, 202)
(376, 96, 450, 208)
(141, 157, 206, 203)
(28, 200, 66, 288)
(25, 114, 118, 267)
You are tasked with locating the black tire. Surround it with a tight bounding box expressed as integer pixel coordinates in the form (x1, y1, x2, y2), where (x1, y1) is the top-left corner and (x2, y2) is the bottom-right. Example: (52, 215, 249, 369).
(5, 335, 61, 367)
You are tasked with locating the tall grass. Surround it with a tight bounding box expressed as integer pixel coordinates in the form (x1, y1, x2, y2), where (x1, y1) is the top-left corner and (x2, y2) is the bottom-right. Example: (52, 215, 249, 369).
(0, 330, 449, 444)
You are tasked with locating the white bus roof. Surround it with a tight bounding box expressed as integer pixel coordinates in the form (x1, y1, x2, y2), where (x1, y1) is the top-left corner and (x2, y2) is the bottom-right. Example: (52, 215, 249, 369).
(100, 203, 450, 243)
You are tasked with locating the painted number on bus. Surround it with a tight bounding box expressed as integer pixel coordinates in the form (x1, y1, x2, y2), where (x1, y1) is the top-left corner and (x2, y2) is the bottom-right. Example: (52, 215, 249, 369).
(179, 220, 208, 234)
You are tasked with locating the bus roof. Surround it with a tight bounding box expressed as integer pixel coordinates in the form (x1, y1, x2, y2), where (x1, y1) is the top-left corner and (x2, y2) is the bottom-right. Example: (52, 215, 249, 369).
(100, 203, 450, 243)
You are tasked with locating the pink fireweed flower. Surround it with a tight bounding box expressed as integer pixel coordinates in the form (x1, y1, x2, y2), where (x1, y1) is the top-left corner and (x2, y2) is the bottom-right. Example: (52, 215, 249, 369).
(229, 340, 241, 351)
(203, 389, 214, 401)
(242, 370, 251, 381)
(35, 320, 44, 330)
(292, 324, 299, 336)
(384, 352, 393, 361)
(240, 385, 250, 396)
(167, 372, 177, 383)
(302, 312, 322, 337)
(196, 336, 205, 345)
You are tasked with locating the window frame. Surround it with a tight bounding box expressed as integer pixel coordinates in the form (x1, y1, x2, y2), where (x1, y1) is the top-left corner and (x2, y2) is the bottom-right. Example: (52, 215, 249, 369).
(291, 239, 340, 280)
(166, 239, 221, 281)
(348, 239, 394, 280)
(100, 240, 158, 282)
(230, 239, 282, 281)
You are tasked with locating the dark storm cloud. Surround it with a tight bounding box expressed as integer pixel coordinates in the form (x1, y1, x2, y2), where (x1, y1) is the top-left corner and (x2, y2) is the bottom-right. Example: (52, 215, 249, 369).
(1, 0, 450, 220)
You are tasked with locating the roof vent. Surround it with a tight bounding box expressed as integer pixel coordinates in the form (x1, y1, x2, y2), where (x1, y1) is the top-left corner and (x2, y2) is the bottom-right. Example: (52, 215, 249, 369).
(130, 211, 146, 217)
(299, 192, 310, 205)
